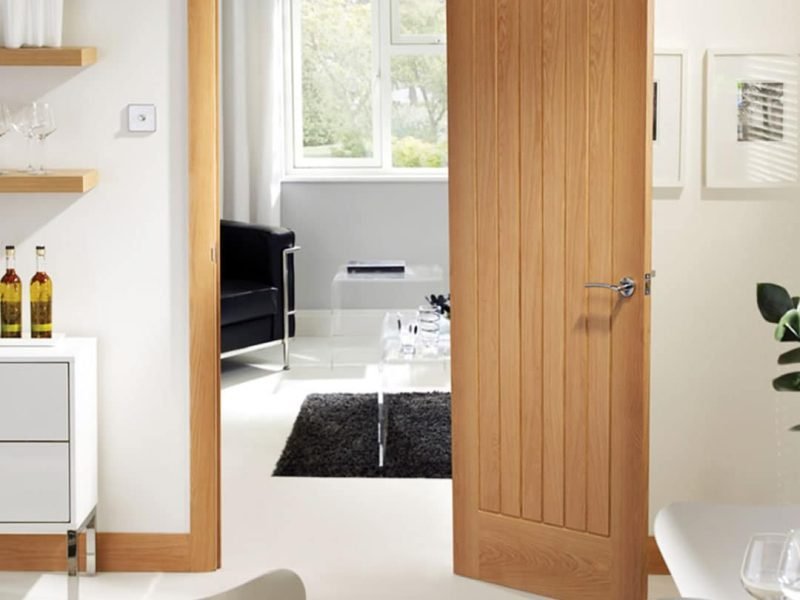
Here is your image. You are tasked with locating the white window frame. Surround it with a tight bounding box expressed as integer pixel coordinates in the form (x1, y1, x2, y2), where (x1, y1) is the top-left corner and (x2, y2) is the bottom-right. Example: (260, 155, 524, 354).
(390, 0, 446, 45)
(285, 0, 448, 179)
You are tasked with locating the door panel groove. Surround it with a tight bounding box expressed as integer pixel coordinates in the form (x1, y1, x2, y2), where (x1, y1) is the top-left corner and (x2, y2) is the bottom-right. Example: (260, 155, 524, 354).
(498, 0, 522, 520)
(541, 0, 567, 528)
(476, 0, 501, 515)
(564, 0, 590, 534)
(520, 0, 544, 525)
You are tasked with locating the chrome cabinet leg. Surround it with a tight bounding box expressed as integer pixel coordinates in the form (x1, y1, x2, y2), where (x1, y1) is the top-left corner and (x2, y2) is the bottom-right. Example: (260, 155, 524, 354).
(282, 338, 290, 371)
(86, 511, 97, 576)
(67, 529, 79, 600)
(66, 507, 98, 600)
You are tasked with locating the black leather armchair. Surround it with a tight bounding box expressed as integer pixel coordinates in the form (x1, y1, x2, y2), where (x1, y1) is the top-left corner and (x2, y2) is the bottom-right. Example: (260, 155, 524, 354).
(220, 220, 300, 368)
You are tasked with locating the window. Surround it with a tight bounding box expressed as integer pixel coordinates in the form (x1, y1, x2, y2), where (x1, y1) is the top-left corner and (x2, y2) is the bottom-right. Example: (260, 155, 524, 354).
(288, 0, 447, 175)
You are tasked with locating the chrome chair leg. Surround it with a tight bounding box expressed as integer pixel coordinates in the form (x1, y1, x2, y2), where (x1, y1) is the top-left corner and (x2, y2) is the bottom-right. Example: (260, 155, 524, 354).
(281, 245, 300, 372)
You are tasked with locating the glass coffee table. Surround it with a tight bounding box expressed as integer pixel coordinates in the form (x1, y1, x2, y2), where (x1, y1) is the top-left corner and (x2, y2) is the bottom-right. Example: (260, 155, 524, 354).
(377, 311, 451, 468)
(329, 264, 445, 366)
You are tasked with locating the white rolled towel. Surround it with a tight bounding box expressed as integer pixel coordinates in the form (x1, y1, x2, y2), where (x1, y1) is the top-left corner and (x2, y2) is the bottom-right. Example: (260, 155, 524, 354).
(26, 0, 44, 47)
(42, 0, 62, 47)
(2, 0, 27, 49)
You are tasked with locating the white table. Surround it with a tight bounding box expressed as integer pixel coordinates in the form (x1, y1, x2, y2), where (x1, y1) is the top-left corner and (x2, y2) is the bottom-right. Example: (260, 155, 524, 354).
(655, 502, 800, 599)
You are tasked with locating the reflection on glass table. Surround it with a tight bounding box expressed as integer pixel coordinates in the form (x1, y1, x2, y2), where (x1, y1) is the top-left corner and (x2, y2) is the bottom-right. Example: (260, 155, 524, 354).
(377, 310, 450, 468)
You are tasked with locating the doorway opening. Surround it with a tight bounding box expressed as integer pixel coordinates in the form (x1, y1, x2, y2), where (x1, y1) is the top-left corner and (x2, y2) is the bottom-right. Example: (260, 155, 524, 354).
(217, 1, 459, 597)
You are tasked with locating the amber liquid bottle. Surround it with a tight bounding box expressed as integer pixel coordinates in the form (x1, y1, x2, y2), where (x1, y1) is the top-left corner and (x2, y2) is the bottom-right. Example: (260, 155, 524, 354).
(0, 246, 22, 338)
(30, 246, 53, 339)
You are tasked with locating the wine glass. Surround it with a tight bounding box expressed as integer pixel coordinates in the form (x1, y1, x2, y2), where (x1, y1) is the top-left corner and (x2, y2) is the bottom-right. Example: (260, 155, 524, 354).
(12, 102, 56, 174)
(30, 102, 56, 174)
(741, 533, 787, 599)
(0, 105, 11, 175)
(779, 530, 800, 599)
(12, 105, 36, 172)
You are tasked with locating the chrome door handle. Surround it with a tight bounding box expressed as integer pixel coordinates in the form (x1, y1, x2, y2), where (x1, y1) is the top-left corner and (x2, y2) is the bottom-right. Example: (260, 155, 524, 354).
(585, 277, 636, 298)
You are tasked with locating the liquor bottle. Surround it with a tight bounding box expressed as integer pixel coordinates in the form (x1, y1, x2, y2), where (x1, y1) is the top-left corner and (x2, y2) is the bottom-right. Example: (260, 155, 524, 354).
(0, 246, 22, 338)
(30, 246, 53, 339)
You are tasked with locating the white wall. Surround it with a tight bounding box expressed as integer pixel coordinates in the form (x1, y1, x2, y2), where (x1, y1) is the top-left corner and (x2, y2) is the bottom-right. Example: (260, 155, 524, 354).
(0, 0, 189, 532)
(281, 181, 450, 310)
(649, 0, 800, 528)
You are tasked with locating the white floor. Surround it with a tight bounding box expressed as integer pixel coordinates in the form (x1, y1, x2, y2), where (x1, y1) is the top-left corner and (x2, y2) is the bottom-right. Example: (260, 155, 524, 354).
(0, 337, 679, 600)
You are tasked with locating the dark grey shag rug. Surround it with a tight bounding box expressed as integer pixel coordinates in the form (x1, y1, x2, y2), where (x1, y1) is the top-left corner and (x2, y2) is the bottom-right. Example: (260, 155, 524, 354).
(273, 392, 451, 478)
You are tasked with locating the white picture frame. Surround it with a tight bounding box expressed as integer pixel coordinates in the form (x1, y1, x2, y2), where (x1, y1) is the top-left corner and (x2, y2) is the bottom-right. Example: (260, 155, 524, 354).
(654, 50, 687, 188)
(705, 50, 800, 188)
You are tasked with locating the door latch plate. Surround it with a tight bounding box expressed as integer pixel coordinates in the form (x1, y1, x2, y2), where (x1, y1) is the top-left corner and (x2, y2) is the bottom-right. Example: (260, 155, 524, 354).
(645, 271, 656, 296)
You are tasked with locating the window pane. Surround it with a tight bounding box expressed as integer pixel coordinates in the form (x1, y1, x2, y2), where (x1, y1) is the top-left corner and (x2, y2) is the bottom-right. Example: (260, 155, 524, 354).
(395, 0, 446, 39)
(391, 55, 448, 168)
(300, 0, 375, 160)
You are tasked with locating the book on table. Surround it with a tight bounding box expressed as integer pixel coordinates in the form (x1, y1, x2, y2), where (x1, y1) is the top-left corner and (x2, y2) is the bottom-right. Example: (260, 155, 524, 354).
(346, 260, 406, 274)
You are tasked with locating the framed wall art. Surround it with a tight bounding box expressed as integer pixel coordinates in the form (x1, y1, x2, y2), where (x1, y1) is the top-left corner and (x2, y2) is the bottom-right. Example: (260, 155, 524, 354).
(706, 50, 800, 188)
(654, 50, 687, 188)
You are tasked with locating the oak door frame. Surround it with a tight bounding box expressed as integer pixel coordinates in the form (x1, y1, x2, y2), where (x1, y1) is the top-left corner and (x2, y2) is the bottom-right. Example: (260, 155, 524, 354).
(0, 0, 221, 574)
(186, 0, 221, 572)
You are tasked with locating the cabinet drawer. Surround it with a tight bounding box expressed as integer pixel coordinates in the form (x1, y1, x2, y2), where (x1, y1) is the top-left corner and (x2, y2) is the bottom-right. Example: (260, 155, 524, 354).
(0, 363, 69, 441)
(0, 443, 69, 523)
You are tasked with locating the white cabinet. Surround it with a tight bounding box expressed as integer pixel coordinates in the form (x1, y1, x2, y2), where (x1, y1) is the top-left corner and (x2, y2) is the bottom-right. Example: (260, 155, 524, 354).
(0, 443, 70, 522)
(0, 363, 69, 441)
(0, 338, 97, 585)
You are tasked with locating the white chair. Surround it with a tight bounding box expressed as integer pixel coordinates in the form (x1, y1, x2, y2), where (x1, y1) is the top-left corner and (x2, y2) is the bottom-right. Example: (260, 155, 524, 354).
(200, 570, 305, 600)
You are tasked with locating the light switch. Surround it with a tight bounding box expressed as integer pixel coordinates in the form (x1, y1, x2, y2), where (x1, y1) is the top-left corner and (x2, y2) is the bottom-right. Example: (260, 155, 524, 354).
(127, 104, 157, 133)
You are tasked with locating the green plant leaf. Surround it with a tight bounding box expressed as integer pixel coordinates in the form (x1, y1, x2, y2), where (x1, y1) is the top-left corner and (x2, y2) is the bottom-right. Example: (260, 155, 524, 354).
(776, 310, 800, 342)
(779, 348, 800, 364)
(791, 424, 800, 432)
(773, 372, 800, 391)
(794, 297, 800, 308)
(758, 283, 795, 323)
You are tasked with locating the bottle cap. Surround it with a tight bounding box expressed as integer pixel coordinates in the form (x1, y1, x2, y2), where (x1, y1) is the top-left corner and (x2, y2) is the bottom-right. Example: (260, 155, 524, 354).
(5, 245, 14, 250)
(36, 245, 45, 250)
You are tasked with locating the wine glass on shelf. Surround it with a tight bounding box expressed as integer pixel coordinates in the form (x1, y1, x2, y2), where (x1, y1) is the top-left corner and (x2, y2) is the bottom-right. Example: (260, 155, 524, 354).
(12, 105, 36, 173)
(12, 102, 56, 174)
(0, 105, 11, 175)
(30, 102, 56, 175)
(741, 533, 788, 599)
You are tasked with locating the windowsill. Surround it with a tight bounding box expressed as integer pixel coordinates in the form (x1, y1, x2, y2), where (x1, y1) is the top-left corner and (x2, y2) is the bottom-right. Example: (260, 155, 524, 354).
(282, 172, 449, 184)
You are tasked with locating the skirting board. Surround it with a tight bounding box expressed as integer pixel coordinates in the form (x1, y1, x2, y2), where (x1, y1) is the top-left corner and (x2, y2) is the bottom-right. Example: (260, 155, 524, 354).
(0, 533, 669, 575)
(648, 536, 670, 575)
(0, 532, 668, 575)
(0, 533, 191, 572)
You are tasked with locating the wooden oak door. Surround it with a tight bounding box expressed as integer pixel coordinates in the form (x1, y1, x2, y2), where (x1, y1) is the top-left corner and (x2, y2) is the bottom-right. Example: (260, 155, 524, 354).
(447, 0, 652, 598)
